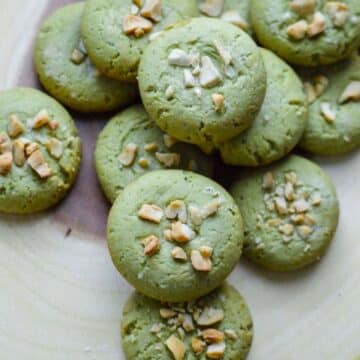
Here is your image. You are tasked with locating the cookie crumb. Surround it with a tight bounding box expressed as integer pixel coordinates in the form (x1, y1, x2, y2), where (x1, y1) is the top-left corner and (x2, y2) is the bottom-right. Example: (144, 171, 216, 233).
(224, 329, 237, 340)
(290, 0, 316, 16)
(165, 85, 175, 100)
(206, 341, 226, 359)
(25, 142, 40, 157)
(138, 157, 149, 168)
(297, 225, 313, 239)
(263, 172, 274, 190)
(184, 69, 197, 88)
(45, 138, 64, 159)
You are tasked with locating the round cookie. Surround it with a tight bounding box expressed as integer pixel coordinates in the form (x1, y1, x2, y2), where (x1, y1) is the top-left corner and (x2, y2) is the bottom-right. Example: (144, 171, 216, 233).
(298, 52, 360, 155)
(34, 3, 138, 113)
(122, 283, 253, 360)
(230, 155, 339, 272)
(197, 0, 253, 36)
(81, 0, 198, 82)
(107, 170, 244, 302)
(0, 88, 81, 214)
(95, 104, 215, 203)
(251, 0, 360, 66)
(138, 17, 267, 153)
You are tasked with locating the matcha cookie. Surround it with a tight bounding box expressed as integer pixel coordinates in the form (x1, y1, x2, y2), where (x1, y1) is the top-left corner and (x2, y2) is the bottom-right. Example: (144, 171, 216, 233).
(95, 105, 214, 203)
(81, 0, 198, 82)
(122, 283, 253, 360)
(251, 0, 360, 66)
(219, 48, 308, 167)
(299, 52, 360, 155)
(138, 18, 266, 153)
(230, 155, 339, 272)
(0, 88, 81, 214)
(35, 3, 138, 113)
(198, 0, 253, 36)
(107, 170, 243, 302)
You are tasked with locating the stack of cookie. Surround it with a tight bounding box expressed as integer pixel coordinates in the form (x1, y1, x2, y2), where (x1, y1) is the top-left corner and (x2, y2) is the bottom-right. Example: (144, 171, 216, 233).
(0, 0, 359, 358)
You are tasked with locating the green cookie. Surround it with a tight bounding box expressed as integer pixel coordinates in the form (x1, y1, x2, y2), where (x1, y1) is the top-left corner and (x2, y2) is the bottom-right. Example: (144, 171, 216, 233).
(251, 0, 360, 66)
(122, 283, 253, 360)
(0, 88, 81, 214)
(197, 0, 253, 36)
(81, 0, 198, 82)
(219, 48, 308, 167)
(298, 52, 360, 155)
(138, 17, 266, 153)
(95, 104, 214, 203)
(107, 170, 244, 302)
(34, 3, 138, 113)
(230, 155, 339, 272)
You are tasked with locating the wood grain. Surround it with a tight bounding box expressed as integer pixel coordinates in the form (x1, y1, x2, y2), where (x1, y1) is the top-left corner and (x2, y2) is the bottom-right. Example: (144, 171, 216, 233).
(0, 1, 359, 359)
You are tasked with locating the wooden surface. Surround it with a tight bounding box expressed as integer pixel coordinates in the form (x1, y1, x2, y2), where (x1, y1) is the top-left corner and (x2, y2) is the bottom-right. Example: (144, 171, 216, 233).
(0, 1, 359, 359)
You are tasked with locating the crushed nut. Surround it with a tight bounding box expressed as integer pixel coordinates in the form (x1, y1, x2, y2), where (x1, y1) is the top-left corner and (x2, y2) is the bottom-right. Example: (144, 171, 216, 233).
(171, 221, 195, 243)
(267, 218, 282, 227)
(307, 12, 326, 37)
(213, 41, 232, 66)
(13, 139, 26, 167)
(130, 3, 139, 15)
(285, 182, 295, 201)
(138, 204, 163, 223)
(320, 102, 336, 123)
(285, 172, 297, 185)
(155, 152, 181, 167)
(191, 250, 212, 272)
(140, 0, 162, 22)
(202, 329, 224, 343)
(163, 134, 178, 148)
(304, 82, 317, 103)
(297, 225, 313, 239)
(138, 157, 149, 168)
(123, 15, 153, 37)
(199, 246, 213, 258)
(182, 314, 195, 332)
(142, 235, 160, 256)
(144, 142, 158, 152)
(192, 337, 205, 354)
(32, 109, 50, 129)
(184, 69, 197, 88)
(71, 48, 86, 65)
(168, 49, 193, 67)
(263, 172, 274, 190)
(199, 0, 224, 17)
(48, 120, 59, 130)
(0, 132, 12, 153)
(313, 75, 329, 97)
(8, 115, 25, 138)
(287, 20, 308, 40)
(164, 229, 173, 241)
(304, 213, 316, 225)
(25, 142, 40, 157)
(171, 246, 188, 261)
(133, 0, 143, 7)
(290, 0, 316, 16)
(325, 2, 349, 27)
(165, 335, 186, 360)
(45, 138, 64, 159)
(293, 198, 310, 213)
(202, 198, 222, 218)
(291, 214, 305, 224)
(211, 93, 224, 112)
(119, 143, 138, 166)
(274, 197, 288, 215)
(165, 200, 187, 222)
(27, 150, 52, 179)
(279, 223, 295, 236)
(196, 307, 224, 326)
(199, 56, 222, 88)
(339, 81, 360, 104)
(224, 329, 237, 340)
(150, 323, 165, 333)
(206, 341, 226, 359)
(189, 205, 204, 226)
(0, 152, 13, 175)
(221, 10, 248, 30)
(160, 308, 177, 319)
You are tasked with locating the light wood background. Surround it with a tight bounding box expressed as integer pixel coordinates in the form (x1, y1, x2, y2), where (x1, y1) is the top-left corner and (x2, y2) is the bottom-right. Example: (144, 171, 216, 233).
(0, 1, 359, 359)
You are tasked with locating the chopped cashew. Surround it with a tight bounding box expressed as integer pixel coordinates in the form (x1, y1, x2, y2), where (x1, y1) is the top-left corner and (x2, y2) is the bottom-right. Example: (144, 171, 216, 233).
(13, 139, 26, 167)
(8, 115, 25, 138)
(199, 245, 213, 258)
(206, 341, 226, 359)
(0, 132, 12, 153)
(274, 197, 288, 215)
(290, 0, 316, 16)
(142, 235, 160, 256)
(165, 335, 186, 360)
(45, 138, 64, 159)
(32, 109, 50, 129)
(192, 337, 205, 353)
(285, 182, 295, 201)
(293, 199, 310, 213)
(211, 93, 224, 112)
(213, 41, 232, 66)
(339, 81, 360, 104)
(119, 143, 138, 167)
(171, 246, 188, 261)
(182, 314, 195, 331)
(279, 223, 295, 236)
(307, 12, 326, 37)
(224, 329, 238, 340)
(184, 69, 197, 88)
(70, 48, 86, 65)
(202, 198, 222, 218)
(196, 307, 224, 326)
(168, 49, 193, 67)
(25, 142, 40, 157)
(191, 250, 212, 272)
(320, 102, 336, 123)
(198, 0, 224, 17)
(189, 205, 204, 225)
(313, 75, 329, 97)
(155, 152, 181, 167)
(130, 4, 139, 15)
(138, 204, 163, 223)
(48, 120, 59, 130)
(160, 308, 177, 319)
(262, 172, 274, 190)
(163, 134, 178, 148)
(221, 10, 248, 30)
(297, 225, 313, 239)
(312, 193, 322, 206)
(304, 82, 317, 103)
(27, 150, 52, 179)
(0, 152, 13, 175)
(170, 221, 194, 243)
(287, 20, 308, 40)
(165, 200, 187, 222)
(202, 329, 224, 343)
(325, 2, 349, 27)
(123, 15, 153, 37)
(140, 0, 162, 22)
(199, 56, 222, 88)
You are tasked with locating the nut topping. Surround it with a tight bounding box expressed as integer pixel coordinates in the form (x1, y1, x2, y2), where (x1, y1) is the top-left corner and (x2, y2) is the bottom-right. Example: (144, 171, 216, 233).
(307, 12, 326, 38)
(199, 56, 222, 88)
(304, 82, 317, 103)
(27, 150, 52, 179)
(123, 15, 153, 37)
(220, 10, 248, 30)
(0, 132, 12, 153)
(313, 75, 329, 97)
(224, 329, 237, 340)
(0, 152, 13, 175)
(140, 0, 162, 22)
(163, 134, 178, 148)
(189, 205, 204, 226)
(13, 139, 26, 167)
(211, 93, 224, 112)
(325, 2, 349, 27)
(119, 143, 138, 167)
(320, 102, 336, 123)
(213, 41, 232, 66)
(45, 138, 64, 159)
(287, 20, 308, 40)
(297, 225, 313, 239)
(198, 0, 224, 17)
(199, 246, 213, 258)
(263, 172, 274, 190)
(32, 109, 50, 129)
(168, 49, 193, 67)
(144, 142, 158, 152)
(142, 235, 160, 256)
(191, 337, 205, 353)
(165, 335, 186, 360)
(339, 81, 360, 104)
(155, 152, 181, 167)
(170, 221, 195, 243)
(202, 198, 222, 218)
(25, 142, 40, 157)
(8, 115, 25, 138)
(160, 308, 177, 319)
(290, 0, 316, 16)
(202, 329, 224, 343)
(138, 157, 149, 168)
(190, 250, 211, 272)
(165, 200, 187, 222)
(171, 246, 188, 261)
(206, 341, 226, 359)
(138, 204, 163, 223)
(70, 48, 86, 65)
(184, 69, 197, 88)
(182, 314, 195, 332)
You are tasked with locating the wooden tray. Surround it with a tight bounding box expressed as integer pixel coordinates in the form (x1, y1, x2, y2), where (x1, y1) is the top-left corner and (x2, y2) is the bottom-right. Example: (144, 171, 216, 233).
(1, 1, 359, 359)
